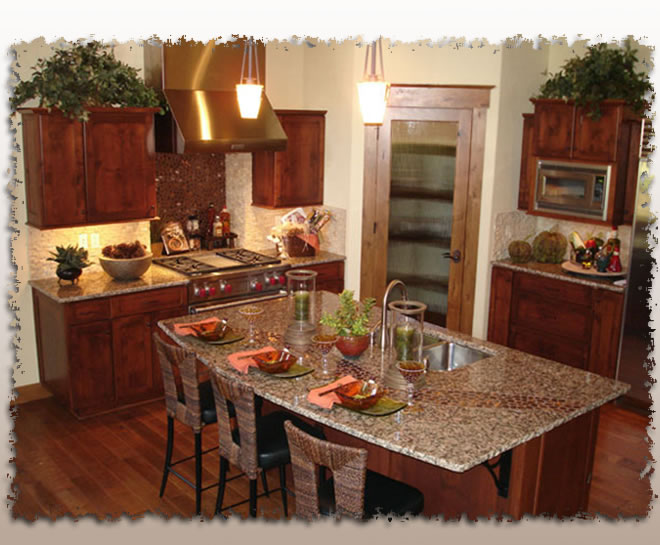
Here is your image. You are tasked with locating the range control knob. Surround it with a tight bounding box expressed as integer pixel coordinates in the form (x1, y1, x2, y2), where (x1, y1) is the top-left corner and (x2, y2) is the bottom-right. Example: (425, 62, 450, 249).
(278, 275, 286, 285)
(268, 276, 277, 286)
(220, 281, 232, 294)
(253, 281, 263, 292)
(208, 285, 217, 296)
(225, 283, 233, 294)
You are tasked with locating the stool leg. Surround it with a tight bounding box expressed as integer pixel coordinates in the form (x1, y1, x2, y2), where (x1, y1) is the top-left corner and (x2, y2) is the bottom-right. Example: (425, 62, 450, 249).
(216, 457, 228, 514)
(279, 465, 288, 518)
(261, 471, 270, 497)
(194, 432, 202, 516)
(249, 479, 258, 517)
(159, 416, 174, 497)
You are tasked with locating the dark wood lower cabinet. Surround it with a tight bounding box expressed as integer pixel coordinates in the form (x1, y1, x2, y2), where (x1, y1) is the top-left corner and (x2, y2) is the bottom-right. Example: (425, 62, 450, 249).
(488, 266, 624, 378)
(290, 260, 344, 294)
(33, 285, 187, 418)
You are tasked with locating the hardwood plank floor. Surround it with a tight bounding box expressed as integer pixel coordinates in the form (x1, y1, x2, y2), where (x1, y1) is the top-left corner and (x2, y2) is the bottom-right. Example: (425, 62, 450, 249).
(9, 395, 653, 520)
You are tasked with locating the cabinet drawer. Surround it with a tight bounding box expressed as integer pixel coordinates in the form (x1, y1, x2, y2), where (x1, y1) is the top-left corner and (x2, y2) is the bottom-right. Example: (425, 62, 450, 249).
(514, 273, 591, 307)
(509, 326, 588, 369)
(294, 261, 344, 284)
(511, 293, 591, 341)
(111, 286, 186, 317)
(67, 298, 112, 325)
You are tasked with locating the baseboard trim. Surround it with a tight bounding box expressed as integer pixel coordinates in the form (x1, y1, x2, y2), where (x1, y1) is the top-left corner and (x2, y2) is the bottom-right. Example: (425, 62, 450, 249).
(11, 383, 53, 406)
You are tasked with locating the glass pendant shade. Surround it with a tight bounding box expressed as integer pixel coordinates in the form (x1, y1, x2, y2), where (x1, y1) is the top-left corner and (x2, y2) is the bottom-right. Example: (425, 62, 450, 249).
(357, 38, 388, 125)
(236, 83, 263, 119)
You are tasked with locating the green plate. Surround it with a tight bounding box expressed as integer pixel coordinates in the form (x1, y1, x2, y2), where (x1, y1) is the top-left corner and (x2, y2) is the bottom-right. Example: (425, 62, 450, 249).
(256, 363, 315, 379)
(339, 397, 406, 417)
(201, 329, 245, 346)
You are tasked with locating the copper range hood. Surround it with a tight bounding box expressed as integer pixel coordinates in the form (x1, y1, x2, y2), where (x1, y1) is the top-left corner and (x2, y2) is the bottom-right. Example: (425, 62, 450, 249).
(146, 39, 287, 153)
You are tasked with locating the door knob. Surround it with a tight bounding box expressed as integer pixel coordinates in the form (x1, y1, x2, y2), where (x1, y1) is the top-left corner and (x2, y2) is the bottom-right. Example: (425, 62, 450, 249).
(442, 250, 462, 263)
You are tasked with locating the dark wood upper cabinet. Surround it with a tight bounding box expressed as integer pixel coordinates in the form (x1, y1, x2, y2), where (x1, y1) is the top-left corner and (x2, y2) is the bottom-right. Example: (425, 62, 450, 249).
(19, 107, 158, 229)
(517, 113, 535, 211)
(252, 110, 326, 208)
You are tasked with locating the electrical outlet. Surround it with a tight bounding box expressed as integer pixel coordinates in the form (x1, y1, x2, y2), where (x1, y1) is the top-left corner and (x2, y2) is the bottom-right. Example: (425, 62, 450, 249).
(78, 233, 89, 249)
(90, 233, 100, 249)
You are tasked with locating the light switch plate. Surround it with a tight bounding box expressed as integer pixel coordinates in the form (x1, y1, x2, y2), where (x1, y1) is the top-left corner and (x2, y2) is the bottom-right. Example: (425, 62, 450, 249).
(90, 233, 100, 248)
(78, 233, 89, 249)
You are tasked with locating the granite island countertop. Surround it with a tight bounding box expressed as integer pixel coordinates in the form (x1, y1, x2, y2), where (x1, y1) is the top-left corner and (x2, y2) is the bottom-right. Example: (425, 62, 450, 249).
(158, 291, 629, 473)
(492, 259, 626, 293)
(29, 250, 345, 303)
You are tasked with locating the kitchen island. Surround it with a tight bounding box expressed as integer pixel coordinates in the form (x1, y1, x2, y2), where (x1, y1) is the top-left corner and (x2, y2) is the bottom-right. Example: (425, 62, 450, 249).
(159, 291, 628, 519)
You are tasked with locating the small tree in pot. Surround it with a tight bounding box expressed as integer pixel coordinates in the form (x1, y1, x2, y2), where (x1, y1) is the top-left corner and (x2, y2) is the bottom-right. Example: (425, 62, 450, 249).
(320, 290, 376, 358)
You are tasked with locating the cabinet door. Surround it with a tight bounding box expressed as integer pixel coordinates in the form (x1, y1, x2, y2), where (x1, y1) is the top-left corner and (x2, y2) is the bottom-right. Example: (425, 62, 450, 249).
(518, 113, 535, 211)
(22, 110, 87, 227)
(572, 104, 622, 162)
(112, 313, 157, 404)
(294, 261, 344, 294)
(84, 110, 156, 223)
(68, 320, 115, 415)
(533, 101, 574, 158)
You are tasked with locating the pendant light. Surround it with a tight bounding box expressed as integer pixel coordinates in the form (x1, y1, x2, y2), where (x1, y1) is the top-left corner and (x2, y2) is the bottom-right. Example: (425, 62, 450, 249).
(236, 37, 263, 119)
(357, 38, 389, 125)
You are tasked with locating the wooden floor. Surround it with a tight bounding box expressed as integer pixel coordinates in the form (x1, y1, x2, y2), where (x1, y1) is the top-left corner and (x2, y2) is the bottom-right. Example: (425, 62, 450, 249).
(9, 393, 654, 520)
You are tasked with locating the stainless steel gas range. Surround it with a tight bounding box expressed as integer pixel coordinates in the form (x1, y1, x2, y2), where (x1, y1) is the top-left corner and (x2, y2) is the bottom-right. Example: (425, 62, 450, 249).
(153, 248, 290, 314)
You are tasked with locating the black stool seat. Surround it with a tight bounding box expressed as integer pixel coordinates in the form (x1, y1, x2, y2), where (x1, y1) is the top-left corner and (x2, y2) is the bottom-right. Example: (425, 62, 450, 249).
(319, 470, 424, 518)
(231, 411, 325, 470)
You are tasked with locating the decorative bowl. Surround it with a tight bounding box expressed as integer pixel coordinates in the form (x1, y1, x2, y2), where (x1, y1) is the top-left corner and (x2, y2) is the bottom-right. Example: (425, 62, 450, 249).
(190, 322, 229, 342)
(335, 379, 383, 410)
(99, 253, 152, 281)
(253, 350, 297, 374)
(335, 334, 370, 359)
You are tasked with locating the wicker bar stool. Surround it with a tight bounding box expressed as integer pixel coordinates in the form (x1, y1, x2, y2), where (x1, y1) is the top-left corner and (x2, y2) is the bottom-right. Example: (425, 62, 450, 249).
(284, 420, 425, 520)
(210, 372, 325, 518)
(153, 334, 222, 515)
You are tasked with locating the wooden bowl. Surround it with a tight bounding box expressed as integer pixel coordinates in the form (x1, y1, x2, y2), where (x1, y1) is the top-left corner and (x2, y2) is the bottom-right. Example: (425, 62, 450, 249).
(335, 380, 383, 410)
(99, 253, 152, 281)
(253, 350, 296, 374)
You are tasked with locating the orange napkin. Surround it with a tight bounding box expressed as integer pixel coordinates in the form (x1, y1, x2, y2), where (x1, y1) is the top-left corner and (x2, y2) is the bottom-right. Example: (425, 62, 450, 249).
(173, 317, 222, 337)
(228, 346, 277, 374)
(307, 375, 357, 409)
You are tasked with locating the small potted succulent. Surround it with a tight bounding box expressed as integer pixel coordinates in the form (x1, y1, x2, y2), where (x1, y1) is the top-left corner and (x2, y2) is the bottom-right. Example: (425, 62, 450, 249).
(47, 245, 91, 284)
(320, 290, 376, 359)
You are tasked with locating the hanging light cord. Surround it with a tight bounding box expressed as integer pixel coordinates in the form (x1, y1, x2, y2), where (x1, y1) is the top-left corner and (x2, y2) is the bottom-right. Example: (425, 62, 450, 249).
(362, 37, 384, 81)
(240, 37, 260, 85)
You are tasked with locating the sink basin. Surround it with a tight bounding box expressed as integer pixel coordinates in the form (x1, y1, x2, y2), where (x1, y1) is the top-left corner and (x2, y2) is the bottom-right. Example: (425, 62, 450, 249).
(423, 342, 491, 372)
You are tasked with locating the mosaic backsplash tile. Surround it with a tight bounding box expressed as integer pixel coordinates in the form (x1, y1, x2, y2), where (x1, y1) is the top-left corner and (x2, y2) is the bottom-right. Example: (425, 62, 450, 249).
(152, 153, 226, 242)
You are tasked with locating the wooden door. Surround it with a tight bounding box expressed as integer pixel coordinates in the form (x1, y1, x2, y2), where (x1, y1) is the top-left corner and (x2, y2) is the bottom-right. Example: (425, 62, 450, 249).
(361, 85, 491, 333)
(84, 109, 157, 223)
(112, 313, 157, 404)
(68, 320, 115, 415)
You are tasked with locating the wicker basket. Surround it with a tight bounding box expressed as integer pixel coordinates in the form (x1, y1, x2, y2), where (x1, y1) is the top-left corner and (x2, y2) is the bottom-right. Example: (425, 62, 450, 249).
(282, 235, 315, 257)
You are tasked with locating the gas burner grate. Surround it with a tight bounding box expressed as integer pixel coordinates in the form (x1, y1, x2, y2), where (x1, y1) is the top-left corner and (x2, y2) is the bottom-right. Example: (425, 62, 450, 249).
(153, 256, 219, 275)
(218, 248, 281, 266)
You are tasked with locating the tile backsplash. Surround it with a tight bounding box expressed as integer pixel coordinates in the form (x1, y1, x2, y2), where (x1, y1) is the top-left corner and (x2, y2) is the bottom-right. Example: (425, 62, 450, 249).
(493, 210, 632, 266)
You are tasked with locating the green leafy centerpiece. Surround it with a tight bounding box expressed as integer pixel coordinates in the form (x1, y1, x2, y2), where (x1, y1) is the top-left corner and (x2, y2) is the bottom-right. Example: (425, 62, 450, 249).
(47, 245, 91, 284)
(320, 290, 376, 358)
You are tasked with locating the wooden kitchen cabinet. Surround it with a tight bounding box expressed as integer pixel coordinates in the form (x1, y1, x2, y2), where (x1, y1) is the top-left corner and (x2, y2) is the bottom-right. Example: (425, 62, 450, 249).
(33, 285, 187, 418)
(517, 113, 535, 211)
(290, 260, 344, 294)
(252, 110, 326, 208)
(20, 107, 158, 229)
(487, 266, 624, 378)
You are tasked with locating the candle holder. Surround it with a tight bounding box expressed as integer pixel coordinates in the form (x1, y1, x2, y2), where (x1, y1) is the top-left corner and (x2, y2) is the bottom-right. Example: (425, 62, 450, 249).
(284, 269, 318, 346)
(389, 299, 426, 367)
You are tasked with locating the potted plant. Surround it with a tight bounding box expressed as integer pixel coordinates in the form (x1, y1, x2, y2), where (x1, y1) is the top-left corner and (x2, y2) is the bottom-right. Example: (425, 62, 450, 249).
(47, 245, 91, 284)
(10, 40, 163, 120)
(536, 41, 654, 120)
(320, 290, 376, 358)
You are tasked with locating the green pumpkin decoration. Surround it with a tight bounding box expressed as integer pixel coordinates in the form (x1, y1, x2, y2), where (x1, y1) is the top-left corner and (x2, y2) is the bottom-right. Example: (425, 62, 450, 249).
(532, 231, 568, 264)
(508, 240, 533, 263)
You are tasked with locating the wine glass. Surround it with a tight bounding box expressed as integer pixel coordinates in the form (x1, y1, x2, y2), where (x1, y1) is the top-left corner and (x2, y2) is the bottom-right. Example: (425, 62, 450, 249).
(312, 334, 337, 377)
(238, 305, 264, 345)
(396, 359, 427, 406)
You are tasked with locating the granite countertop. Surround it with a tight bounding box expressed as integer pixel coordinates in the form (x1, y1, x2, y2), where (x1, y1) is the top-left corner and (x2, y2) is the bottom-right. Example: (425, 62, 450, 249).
(30, 250, 346, 304)
(493, 259, 626, 293)
(158, 291, 629, 473)
(29, 266, 189, 303)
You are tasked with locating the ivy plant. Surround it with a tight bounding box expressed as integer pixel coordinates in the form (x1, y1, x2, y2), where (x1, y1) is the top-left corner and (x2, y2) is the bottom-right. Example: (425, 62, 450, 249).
(537, 41, 654, 119)
(11, 40, 163, 121)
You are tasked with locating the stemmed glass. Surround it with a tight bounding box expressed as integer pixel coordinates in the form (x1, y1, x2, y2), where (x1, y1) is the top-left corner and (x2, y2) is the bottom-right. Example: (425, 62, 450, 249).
(396, 359, 427, 406)
(312, 334, 337, 377)
(238, 305, 264, 345)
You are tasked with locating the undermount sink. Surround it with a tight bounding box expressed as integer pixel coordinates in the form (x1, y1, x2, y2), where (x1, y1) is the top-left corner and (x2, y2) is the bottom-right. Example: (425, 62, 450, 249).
(423, 341, 491, 372)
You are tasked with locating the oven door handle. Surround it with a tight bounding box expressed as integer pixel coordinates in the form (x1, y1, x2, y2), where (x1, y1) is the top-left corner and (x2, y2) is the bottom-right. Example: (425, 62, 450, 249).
(189, 291, 288, 314)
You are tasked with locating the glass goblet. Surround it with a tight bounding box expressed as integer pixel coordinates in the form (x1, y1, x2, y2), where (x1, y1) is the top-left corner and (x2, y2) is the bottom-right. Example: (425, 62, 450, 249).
(238, 305, 264, 345)
(396, 359, 427, 406)
(312, 334, 337, 377)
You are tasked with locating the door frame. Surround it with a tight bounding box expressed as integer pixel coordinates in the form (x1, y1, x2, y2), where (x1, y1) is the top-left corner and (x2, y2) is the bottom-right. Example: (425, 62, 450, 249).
(360, 84, 492, 334)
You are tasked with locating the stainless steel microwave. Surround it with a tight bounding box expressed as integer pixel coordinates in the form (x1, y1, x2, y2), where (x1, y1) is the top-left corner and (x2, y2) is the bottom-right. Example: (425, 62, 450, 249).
(534, 160, 612, 221)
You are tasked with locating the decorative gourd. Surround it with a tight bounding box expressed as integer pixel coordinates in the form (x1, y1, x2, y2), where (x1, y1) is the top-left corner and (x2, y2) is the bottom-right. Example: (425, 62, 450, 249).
(532, 231, 568, 264)
(508, 240, 533, 264)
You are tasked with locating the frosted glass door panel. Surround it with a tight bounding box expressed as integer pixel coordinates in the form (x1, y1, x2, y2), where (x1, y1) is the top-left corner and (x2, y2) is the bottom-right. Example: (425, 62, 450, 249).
(387, 120, 458, 326)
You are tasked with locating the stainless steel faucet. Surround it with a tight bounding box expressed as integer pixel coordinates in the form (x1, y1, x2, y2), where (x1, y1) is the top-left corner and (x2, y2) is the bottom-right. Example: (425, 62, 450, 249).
(380, 279, 408, 351)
